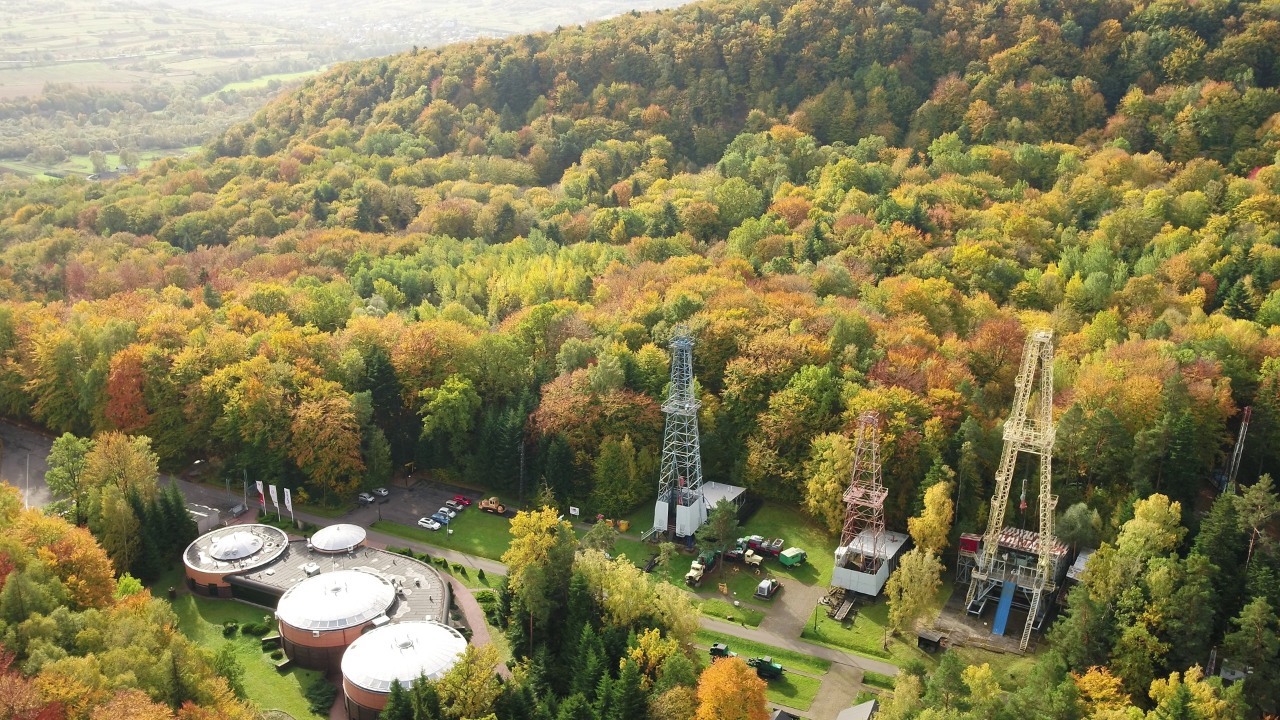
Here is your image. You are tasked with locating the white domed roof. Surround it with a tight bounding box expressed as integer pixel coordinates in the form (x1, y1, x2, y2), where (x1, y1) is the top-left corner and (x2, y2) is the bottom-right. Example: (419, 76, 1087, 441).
(209, 531, 264, 561)
(311, 523, 367, 553)
(276, 569, 395, 631)
(342, 621, 467, 693)
(184, 524, 288, 574)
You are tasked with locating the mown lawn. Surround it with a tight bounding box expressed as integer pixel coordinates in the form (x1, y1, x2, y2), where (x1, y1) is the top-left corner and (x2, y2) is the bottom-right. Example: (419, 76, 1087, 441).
(765, 672, 822, 712)
(800, 582, 946, 667)
(373, 508, 514, 561)
(694, 629, 832, 676)
(737, 503, 835, 586)
(153, 568, 326, 719)
(700, 598, 764, 627)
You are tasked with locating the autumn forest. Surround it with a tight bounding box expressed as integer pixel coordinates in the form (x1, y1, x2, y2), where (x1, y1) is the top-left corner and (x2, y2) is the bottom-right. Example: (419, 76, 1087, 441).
(1, 0, 1280, 716)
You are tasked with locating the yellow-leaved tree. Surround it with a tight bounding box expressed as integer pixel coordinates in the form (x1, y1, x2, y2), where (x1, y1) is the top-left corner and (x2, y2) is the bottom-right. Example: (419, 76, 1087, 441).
(907, 479, 954, 556)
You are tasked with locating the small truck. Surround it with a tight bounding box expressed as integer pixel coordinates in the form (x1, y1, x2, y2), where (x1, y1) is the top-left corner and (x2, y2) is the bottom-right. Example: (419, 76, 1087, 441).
(779, 547, 808, 567)
(685, 550, 720, 586)
(744, 535, 785, 557)
(747, 656, 785, 680)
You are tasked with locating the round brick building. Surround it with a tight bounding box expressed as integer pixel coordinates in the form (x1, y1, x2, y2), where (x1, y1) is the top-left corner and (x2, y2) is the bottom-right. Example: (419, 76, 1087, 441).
(341, 621, 467, 720)
(275, 568, 397, 672)
(182, 524, 288, 597)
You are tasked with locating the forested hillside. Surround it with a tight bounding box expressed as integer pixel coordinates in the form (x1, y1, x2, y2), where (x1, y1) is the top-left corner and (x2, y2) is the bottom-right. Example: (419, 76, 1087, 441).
(0, 0, 1278, 712)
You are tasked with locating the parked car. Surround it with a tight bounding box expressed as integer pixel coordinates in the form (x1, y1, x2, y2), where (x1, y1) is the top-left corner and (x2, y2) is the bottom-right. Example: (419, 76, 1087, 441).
(417, 517, 441, 530)
(356, 492, 375, 505)
(452, 495, 473, 506)
(431, 512, 450, 525)
(444, 499, 465, 512)
(372, 487, 390, 497)
(437, 506, 457, 519)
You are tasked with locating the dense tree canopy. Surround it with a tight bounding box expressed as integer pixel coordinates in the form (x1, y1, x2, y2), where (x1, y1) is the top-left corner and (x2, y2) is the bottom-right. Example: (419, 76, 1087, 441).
(0, 0, 1279, 713)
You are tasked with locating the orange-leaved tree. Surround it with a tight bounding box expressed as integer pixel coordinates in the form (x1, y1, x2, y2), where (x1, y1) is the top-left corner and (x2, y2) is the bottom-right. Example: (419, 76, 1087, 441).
(695, 657, 768, 720)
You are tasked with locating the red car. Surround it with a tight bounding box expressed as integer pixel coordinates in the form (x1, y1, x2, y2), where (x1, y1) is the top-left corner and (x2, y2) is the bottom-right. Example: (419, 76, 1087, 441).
(453, 495, 473, 506)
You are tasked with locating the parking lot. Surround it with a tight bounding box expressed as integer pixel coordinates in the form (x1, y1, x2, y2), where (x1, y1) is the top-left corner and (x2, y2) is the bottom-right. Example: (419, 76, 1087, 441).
(347, 478, 511, 530)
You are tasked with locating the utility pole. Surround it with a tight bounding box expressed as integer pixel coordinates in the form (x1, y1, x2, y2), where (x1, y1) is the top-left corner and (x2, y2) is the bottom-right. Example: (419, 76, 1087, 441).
(25, 452, 30, 509)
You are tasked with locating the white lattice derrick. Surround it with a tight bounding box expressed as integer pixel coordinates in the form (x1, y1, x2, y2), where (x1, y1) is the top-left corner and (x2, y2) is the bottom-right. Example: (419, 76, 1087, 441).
(966, 329, 1060, 651)
(654, 326, 706, 537)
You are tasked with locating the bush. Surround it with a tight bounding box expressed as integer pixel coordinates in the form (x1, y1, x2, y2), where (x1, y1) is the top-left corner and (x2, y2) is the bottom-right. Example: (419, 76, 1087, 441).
(476, 568, 486, 581)
(451, 563, 468, 576)
(240, 621, 271, 636)
(222, 622, 239, 637)
(305, 677, 338, 714)
(418, 552, 431, 563)
(437, 557, 450, 568)
(270, 649, 284, 660)
(390, 546, 414, 557)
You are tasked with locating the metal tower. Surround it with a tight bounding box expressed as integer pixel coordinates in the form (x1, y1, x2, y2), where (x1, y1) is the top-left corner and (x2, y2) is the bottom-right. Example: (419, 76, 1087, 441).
(841, 411, 887, 572)
(652, 326, 706, 539)
(1225, 406, 1252, 494)
(965, 329, 1058, 651)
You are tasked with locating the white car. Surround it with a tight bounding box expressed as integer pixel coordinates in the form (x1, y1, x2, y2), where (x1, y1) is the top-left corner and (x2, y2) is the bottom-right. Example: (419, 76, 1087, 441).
(356, 492, 375, 505)
(372, 487, 390, 497)
(417, 517, 441, 530)
(437, 507, 457, 519)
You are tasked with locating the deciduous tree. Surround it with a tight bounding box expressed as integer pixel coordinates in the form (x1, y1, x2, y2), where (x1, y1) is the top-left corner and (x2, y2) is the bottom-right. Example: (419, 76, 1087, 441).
(908, 480, 953, 556)
(884, 548, 943, 639)
(694, 657, 767, 720)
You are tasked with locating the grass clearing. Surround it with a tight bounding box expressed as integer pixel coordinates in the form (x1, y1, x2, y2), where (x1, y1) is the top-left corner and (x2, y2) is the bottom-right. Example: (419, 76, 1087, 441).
(765, 672, 821, 712)
(738, 502, 835, 586)
(204, 70, 321, 99)
(695, 628, 831, 676)
(800, 580, 951, 667)
(800, 597, 926, 667)
(699, 598, 764, 627)
(445, 567, 504, 590)
(373, 509, 514, 561)
(151, 568, 326, 720)
(863, 671, 896, 690)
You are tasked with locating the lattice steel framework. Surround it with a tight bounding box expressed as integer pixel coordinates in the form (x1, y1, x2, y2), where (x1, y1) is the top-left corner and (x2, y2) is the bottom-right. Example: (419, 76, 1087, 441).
(965, 329, 1058, 651)
(1226, 406, 1252, 494)
(841, 411, 887, 573)
(654, 326, 705, 537)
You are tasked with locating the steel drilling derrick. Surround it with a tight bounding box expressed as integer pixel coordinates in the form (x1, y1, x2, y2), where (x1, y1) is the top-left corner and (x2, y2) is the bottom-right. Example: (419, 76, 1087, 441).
(841, 411, 888, 573)
(964, 329, 1058, 651)
(652, 326, 706, 538)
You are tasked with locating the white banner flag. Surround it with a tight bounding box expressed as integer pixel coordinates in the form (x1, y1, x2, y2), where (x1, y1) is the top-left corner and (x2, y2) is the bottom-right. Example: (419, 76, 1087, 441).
(283, 487, 293, 513)
(255, 480, 265, 508)
(269, 484, 280, 509)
